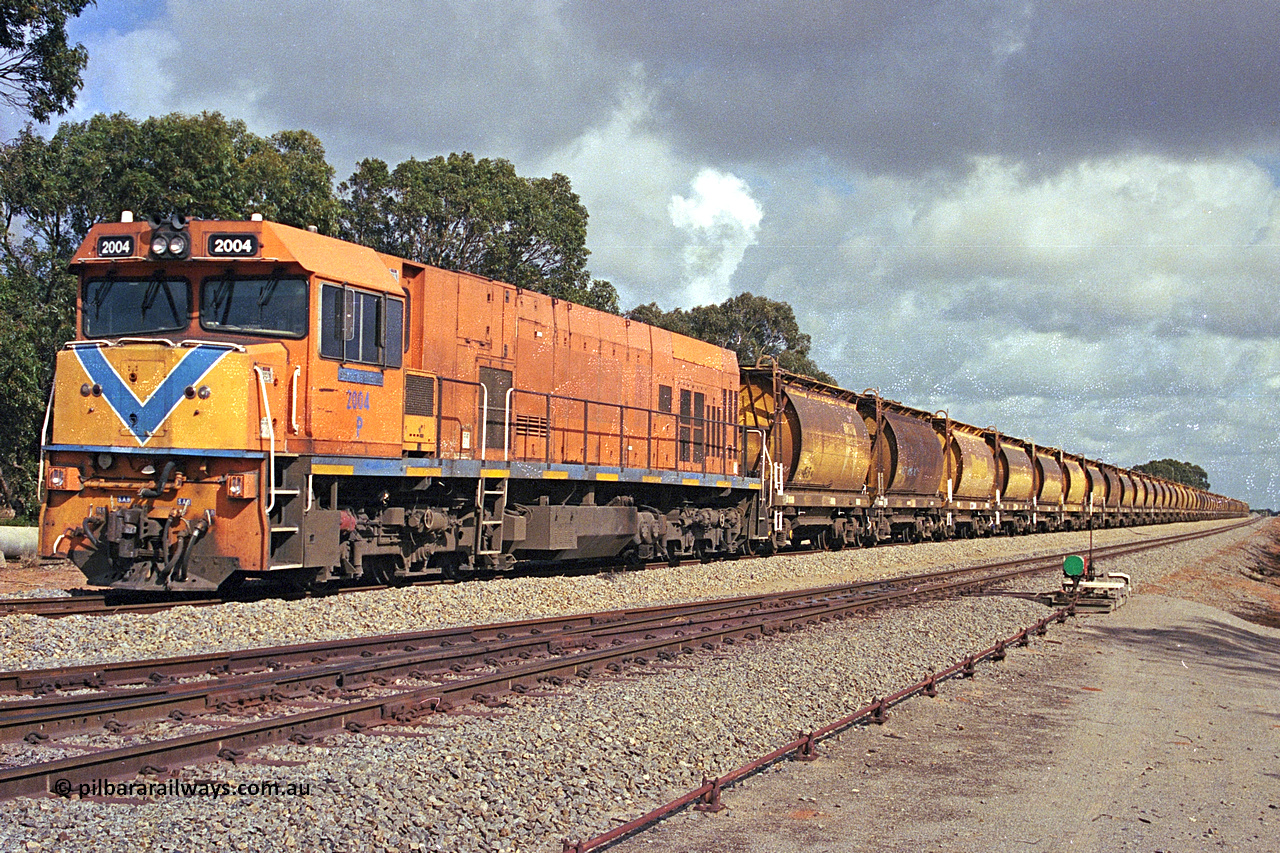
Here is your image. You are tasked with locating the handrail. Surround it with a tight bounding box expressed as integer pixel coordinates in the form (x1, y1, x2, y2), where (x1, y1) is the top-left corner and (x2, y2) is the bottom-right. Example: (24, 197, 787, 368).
(434, 377, 745, 476)
(289, 365, 300, 434)
(253, 365, 277, 516)
(36, 383, 56, 504)
(503, 386, 515, 462)
(478, 382, 488, 463)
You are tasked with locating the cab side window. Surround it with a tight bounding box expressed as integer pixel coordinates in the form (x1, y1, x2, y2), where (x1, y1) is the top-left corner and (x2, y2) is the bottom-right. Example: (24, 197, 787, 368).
(320, 283, 403, 368)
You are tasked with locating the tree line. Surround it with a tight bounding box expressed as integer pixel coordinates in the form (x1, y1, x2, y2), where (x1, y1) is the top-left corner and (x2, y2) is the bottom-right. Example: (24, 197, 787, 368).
(1132, 459, 1211, 491)
(0, 112, 823, 517)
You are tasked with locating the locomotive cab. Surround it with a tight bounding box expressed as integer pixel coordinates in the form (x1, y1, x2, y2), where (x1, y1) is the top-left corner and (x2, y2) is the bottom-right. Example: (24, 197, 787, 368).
(42, 214, 407, 590)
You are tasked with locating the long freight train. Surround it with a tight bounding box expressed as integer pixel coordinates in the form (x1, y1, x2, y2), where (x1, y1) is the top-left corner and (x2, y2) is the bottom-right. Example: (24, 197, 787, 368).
(38, 215, 1248, 591)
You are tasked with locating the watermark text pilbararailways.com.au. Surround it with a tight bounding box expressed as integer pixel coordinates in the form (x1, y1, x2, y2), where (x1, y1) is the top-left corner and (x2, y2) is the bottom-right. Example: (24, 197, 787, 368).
(54, 778, 312, 799)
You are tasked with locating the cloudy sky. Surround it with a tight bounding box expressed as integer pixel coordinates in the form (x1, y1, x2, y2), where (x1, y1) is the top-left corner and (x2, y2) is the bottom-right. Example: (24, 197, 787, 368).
(11, 1, 1280, 507)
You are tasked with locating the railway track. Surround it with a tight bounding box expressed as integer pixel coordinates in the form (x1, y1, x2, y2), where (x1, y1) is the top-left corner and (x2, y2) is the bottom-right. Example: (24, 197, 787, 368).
(0, 558, 1066, 800)
(1, 517, 1257, 619)
(0, 580, 426, 619)
(0, 518, 1253, 801)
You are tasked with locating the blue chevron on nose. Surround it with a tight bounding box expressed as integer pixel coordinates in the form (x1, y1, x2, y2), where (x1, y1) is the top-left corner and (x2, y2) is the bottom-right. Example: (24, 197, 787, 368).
(73, 345, 230, 445)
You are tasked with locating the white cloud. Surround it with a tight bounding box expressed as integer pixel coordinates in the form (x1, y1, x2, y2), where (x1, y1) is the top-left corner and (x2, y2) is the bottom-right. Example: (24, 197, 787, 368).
(535, 79, 692, 307)
(62, 26, 181, 126)
(668, 169, 763, 306)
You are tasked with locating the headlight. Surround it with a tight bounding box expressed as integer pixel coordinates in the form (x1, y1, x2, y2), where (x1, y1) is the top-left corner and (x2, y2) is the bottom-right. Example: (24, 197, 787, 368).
(150, 235, 169, 255)
(46, 467, 80, 490)
(167, 234, 188, 255)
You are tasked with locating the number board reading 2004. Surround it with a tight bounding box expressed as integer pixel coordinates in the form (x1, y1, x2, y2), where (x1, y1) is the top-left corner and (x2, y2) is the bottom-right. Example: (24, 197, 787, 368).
(207, 234, 259, 257)
(97, 235, 135, 258)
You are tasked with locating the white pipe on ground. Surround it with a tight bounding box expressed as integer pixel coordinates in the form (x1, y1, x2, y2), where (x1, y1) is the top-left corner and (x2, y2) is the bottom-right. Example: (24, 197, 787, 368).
(0, 527, 38, 559)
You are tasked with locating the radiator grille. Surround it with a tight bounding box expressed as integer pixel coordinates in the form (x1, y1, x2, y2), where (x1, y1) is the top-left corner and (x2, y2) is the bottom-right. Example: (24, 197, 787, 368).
(404, 374, 435, 417)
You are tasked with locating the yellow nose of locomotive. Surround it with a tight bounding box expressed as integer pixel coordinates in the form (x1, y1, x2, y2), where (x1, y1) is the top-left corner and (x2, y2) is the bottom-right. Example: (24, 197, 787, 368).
(42, 339, 285, 591)
(53, 341, 252, 450)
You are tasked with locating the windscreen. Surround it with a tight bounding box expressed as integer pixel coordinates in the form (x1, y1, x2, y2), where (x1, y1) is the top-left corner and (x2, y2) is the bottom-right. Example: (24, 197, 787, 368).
(82, 278, 190, 337)
(200, 275, 308, 337)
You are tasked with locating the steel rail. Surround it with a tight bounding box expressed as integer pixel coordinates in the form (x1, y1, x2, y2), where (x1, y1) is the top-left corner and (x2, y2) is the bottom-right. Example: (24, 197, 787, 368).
(0, 561, 1058, 800)
(1, 560, 1047, 745)
(0, 517, 1254, 800)
(0, 517, 1250, 739)
(0, 585, 893, 743)
(2, 518, 1254, 619)
(558, 519, 1262, 851)
(0, 572, 952, 695)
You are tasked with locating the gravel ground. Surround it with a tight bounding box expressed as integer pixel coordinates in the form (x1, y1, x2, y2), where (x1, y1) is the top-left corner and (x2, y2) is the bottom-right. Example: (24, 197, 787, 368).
(0, 519, 1246, 672)
(0, 518, 1266, 852)
(611, 595, 1280, 852)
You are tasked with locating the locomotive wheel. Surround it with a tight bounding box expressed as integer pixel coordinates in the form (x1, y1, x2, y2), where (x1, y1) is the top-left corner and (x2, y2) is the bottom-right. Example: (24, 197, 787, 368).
(436, 553, 473, 581)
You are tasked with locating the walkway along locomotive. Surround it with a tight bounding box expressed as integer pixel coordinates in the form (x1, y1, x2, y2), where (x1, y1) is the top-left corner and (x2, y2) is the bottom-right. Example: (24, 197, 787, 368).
(38, 215, 1247, 591)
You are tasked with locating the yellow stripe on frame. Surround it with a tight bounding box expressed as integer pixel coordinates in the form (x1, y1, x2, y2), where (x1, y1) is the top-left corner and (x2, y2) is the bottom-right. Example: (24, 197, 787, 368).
(312, 464, 355, 476)
(542, 470, 570, 479)
(406, 467, 442, 477)
(480, 469, 509, 478)
(595, 472, 620, 482)
(716, 480, 731, 488)
(682, 478, 701, 486)
(641, 475, 663, 483)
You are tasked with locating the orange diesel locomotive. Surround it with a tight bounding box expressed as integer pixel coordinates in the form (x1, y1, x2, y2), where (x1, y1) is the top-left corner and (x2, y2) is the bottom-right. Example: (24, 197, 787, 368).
(41, 215, 754, 591)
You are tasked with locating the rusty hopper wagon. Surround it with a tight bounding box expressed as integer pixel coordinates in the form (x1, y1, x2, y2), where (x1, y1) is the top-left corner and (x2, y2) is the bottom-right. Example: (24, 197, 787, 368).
(738, 366, 1247, 552)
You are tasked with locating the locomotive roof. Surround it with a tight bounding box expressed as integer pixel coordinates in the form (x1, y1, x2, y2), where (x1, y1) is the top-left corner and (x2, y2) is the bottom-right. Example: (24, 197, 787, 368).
(71, 218, 404, 295)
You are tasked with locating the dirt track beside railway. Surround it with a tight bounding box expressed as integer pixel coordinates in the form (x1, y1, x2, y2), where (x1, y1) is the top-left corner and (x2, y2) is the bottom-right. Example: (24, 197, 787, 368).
(608, 521, 1280, 853)
(0, 558, 82, 595)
